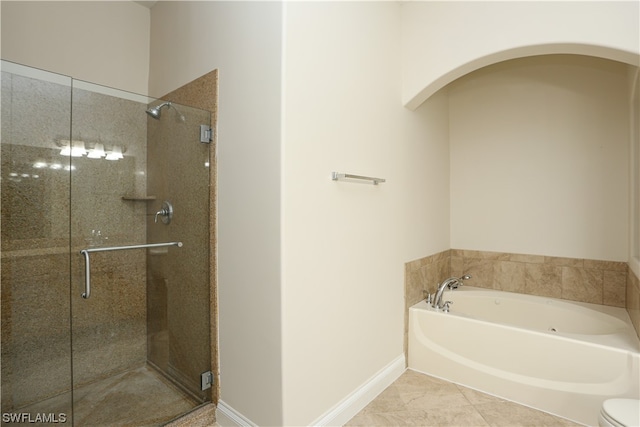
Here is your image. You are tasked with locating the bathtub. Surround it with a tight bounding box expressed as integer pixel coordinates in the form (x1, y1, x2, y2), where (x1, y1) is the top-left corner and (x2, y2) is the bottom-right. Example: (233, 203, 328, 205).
(408, 286, 640, 426)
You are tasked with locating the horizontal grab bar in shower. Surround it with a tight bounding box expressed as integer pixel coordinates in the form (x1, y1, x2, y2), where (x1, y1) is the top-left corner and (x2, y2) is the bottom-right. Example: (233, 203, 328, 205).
(79, 241, 183, 299)
(332, 172, 386, 185)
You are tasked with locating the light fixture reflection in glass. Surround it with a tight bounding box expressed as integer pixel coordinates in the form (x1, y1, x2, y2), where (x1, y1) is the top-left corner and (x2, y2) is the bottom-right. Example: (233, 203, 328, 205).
(105, 145, 123, 161)
(59, 141, 71, 156)
(59, 140, 87, 157)
(87, 143, 106, 159)
(71, 140, 87, 157)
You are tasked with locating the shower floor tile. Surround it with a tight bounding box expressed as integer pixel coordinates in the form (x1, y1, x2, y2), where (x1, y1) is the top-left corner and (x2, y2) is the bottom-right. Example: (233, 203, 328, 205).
(345, 369, 583, 427)
(73, 365, 197, 426)
(13, 365, 197, 427)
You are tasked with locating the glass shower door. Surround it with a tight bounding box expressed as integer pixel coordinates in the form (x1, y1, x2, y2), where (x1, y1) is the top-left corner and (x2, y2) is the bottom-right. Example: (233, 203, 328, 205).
(69, 80, 212, 426)
(1, 61, 212, 426)
(1, 61, 73, 424)
(144, 99, 213, 405)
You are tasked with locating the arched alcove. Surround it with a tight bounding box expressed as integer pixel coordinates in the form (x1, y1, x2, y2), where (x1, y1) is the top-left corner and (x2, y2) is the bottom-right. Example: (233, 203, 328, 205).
(443, 54, 634, 263)
(401, 1, 639, 110)
(406, 44, 639, 111)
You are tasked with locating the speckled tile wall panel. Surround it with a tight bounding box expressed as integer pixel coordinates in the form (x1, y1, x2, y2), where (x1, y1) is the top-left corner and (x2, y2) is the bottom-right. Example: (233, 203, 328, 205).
(1, 73, 72, 253)
(1, 252, 72, 410)
(70, 251, 147, 387)
(69, 85, 148, 390)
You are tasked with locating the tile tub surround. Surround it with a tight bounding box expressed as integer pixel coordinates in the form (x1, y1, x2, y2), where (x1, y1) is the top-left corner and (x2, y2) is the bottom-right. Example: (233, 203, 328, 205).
(629, 267, 640, 338)
(405, 249, 640, 352)
(449, 250, 628, 308)
(404, 250, 451, 357)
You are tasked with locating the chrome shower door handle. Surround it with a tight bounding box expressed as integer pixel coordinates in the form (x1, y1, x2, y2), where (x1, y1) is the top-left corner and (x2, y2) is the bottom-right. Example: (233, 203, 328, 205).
(154, 201, 173, 224)
(79, 241, 183, 299)
(80, 249, 91, 299)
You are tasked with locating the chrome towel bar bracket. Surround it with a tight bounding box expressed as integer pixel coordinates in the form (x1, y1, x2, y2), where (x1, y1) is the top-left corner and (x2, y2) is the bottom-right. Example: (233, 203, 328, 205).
(80, 241, 183, 299)
(332, 172, 386, 185)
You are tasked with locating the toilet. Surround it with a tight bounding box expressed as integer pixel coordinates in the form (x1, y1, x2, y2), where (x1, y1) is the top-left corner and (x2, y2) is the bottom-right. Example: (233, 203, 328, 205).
(599, 399, 640, 427)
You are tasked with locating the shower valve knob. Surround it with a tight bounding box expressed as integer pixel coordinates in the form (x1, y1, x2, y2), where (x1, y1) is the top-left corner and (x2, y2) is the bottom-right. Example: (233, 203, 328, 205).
(154, 201, 173, 225)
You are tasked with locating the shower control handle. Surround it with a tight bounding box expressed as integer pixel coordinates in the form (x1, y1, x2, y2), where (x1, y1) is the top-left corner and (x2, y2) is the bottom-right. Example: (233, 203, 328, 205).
(154, 201, 173, 225)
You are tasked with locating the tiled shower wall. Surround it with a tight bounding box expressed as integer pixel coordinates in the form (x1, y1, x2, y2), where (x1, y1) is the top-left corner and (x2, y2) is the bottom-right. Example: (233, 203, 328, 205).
(405, 249, 640, 354)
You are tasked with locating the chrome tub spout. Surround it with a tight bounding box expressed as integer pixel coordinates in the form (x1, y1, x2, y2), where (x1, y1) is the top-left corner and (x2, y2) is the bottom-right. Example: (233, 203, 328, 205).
(432, 274, 471, 310)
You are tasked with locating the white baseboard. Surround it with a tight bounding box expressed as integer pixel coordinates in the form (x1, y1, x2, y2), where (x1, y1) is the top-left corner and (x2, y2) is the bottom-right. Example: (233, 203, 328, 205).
(216, 400, 257, 427)
(215, 354, 406, 427)
(309, 354, 406, 427)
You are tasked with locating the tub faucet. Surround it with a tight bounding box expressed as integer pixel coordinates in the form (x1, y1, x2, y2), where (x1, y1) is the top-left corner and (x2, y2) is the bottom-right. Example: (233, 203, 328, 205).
(432, 274, 471, 310)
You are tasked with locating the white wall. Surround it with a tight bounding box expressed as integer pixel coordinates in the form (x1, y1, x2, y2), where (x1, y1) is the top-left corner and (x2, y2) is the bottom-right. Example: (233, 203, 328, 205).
(449, 55, 630, 261)
(281, 2, 449, 424)
(149, 2, 285, 425)
(1, 1, 150, 95)
(401, 1, 640, 110)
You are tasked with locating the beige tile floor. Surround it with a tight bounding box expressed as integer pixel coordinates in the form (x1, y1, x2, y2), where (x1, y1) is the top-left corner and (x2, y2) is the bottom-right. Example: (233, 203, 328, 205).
(345, 369, 583, 427)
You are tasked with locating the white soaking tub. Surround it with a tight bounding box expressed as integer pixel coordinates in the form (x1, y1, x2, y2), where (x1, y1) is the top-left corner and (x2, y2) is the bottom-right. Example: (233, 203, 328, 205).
(408, 286, 640, 426)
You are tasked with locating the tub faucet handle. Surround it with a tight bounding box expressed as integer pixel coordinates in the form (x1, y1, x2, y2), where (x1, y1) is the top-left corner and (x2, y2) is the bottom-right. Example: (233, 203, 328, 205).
(442, 301, 453, 312)
(423, 291, 432, 305)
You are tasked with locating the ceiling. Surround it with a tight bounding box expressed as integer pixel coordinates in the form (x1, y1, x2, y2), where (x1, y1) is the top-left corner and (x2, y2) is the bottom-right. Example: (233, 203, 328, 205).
(133, 1, 157, 9)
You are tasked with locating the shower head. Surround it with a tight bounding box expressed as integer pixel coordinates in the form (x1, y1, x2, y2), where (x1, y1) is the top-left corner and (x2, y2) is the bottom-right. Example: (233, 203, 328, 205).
(145, 101, 172, 119)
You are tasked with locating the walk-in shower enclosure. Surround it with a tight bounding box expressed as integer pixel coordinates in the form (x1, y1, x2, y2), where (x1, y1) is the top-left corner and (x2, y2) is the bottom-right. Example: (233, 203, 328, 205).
(1, 60, 212, 425)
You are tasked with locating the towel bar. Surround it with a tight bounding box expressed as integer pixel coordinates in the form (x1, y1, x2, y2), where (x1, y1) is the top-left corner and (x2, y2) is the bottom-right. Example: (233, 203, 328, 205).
(331, 172, 386, 185)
